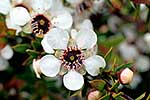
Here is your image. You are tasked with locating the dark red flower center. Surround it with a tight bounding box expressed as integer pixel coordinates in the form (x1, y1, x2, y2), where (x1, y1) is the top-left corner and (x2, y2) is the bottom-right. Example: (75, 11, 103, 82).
(61, 47, 84, 70)
(31, 14, 51, 36)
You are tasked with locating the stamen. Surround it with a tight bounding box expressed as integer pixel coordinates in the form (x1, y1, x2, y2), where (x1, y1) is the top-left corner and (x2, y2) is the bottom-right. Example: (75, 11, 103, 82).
(61, 47, 84, 70)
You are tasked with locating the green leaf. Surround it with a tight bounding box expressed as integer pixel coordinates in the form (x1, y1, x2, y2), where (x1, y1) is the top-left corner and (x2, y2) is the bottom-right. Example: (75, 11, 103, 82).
(109, 80, 120, 91)
(135, 92, 146, 100)
(26, 49, 39, 58)
(98, 34, 125, 47)
(89, 79, 106, 91)
(13, 44, 30, 53)
(31, 40, 41, 50)
(115, 63, 133, 72)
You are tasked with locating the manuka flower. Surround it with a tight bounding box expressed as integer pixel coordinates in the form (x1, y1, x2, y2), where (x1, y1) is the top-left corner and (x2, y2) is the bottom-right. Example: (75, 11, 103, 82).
(38, 27, 106, 91)
(0, 0, 73, 37)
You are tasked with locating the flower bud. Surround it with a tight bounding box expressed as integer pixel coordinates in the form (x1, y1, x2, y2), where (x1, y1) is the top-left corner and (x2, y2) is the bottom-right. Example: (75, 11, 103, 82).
(87, 90, 100, 100)
(120, 68, 133, 84)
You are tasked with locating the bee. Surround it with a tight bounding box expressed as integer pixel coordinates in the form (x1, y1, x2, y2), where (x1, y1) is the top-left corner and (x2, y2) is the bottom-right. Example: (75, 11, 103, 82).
(76, 0, 94, 14)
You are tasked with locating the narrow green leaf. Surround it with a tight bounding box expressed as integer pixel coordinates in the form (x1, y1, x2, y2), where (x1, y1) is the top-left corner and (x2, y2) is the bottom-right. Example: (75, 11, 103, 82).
(31, 40, 41, 50)
(115, 63, 132, 72)
(13, 44, 30, 53)
(98, 34, 125, 47)
(135, 92, 146, 100)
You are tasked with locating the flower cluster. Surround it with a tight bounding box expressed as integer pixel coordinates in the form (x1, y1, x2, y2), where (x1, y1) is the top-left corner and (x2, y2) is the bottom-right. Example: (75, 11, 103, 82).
(2, 1, 147, 100)
(0, 0, 107, 91)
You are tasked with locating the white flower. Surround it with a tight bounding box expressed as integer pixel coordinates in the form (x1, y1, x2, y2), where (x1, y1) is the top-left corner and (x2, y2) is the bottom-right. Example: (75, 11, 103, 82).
(118, 42, 139, 61)
(0, 45, 13, 71)
(0, 0, 73, 36)
(23, 0, 72, 37)
(135, 55, 150, 72)
(107, 15, 122, 32)
(39, 28, 106, 91)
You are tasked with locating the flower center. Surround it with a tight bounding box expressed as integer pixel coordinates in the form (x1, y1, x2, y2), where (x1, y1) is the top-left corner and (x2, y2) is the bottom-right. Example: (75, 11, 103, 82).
(61, 47, 84, 70)
(31, 14, 51, 37)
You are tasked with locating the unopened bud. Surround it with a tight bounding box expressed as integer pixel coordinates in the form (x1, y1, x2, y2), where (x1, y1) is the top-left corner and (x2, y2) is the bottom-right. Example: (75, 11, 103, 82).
(120, 68, 133, 84)
(88, 90, 100, 100)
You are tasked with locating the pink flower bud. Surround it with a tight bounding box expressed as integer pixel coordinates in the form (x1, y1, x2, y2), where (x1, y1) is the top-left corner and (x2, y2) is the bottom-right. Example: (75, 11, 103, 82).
(88, 90, 100, 100)
(120, 68, 133, 84)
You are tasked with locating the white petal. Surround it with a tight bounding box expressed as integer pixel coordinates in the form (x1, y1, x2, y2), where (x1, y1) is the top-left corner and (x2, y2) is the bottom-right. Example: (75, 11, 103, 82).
(39, 55, 61, 77)
(31, 0, 52, 13)
(32, 59, 41, 78)
(0, 0, 11, 15)
(0, 45, 13, 60)
(50, 0, 63, 11)
(83, 55, 106, 76)
(51, 10, 73, 29)
(76, 19, 93, 30)
(5, 16, 22, 34)
(73, 29, 97, 49)
(0, 56, 9, 71)
(45, 28, 69, 49)
(10, 7, 31, 26)
(63, 70, 84, 91)
(22, 22, 32, 34)
(41, 37, 54, 53)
